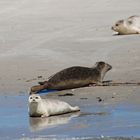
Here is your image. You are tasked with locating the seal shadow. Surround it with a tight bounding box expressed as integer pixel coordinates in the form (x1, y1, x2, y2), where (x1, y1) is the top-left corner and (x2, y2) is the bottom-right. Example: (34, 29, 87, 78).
(29, 111, 80, 132)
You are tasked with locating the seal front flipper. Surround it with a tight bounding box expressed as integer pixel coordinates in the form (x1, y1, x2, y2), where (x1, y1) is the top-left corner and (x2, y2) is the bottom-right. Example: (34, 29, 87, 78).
(96, 82, 103, 86)
(41, 113, 49, 118)
(88, 82, 103, 87)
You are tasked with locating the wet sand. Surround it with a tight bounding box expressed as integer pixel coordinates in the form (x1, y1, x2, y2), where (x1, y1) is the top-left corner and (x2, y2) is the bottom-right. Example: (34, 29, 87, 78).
(0, 0, 140, 139)
(1, 94, 140, 140)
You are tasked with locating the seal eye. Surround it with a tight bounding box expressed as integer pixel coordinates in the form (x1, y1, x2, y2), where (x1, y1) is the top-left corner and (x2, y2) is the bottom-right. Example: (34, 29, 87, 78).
(35, 97, 39, 99)
(128, 20, 133, 25)
(116, 24, 119, 26)
(30, 97, 32, 99)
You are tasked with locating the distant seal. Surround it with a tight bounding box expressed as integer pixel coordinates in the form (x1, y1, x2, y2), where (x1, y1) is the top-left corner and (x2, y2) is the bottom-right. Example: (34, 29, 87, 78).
(112, 15, 140, 35)
(30, 61, 112, 94)
(28, 94, 80, 117)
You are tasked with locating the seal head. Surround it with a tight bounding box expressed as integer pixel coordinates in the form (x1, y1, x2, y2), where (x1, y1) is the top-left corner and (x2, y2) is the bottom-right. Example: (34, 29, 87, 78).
(94, 61, 112, 81)
(28, 94, 45, 117)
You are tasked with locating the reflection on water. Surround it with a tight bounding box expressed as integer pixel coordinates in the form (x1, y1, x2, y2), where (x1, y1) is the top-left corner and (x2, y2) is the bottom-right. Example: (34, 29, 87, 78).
(29, 112, 80, 132)
(1, 95, 140, 139)
(29, 111, 109, 132)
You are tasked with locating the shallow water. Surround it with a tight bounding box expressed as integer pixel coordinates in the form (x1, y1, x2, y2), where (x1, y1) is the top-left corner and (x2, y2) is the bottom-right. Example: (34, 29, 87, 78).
(1, 95, 140, 140)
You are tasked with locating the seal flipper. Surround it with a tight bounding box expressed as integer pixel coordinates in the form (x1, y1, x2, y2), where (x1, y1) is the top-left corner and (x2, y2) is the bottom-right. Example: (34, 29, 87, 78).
(70, 106, 80, 112)
(30, 82, 50, 94)
(38, 81, 47, 85)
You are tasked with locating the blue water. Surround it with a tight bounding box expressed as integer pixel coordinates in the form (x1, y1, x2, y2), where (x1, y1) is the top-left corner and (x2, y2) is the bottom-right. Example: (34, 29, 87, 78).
(0, 95, 140, 140)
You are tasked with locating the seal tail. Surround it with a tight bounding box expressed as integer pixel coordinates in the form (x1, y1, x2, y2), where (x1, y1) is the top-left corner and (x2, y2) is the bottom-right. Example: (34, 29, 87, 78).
(70, 106, 80, 112)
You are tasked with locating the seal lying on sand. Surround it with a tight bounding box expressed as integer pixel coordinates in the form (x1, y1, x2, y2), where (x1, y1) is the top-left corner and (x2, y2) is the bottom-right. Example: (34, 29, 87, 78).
(28, 94, 80, 117)
(112, 15, 140, 35)
(30, 61, 112, 94)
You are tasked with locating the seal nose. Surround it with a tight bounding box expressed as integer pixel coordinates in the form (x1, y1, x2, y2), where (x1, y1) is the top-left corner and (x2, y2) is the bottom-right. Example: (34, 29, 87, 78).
(32, 99, 36, 102)
(111, 26, 114, 30)
(107, 64, 112, 70)
(109, 65, 112, 70)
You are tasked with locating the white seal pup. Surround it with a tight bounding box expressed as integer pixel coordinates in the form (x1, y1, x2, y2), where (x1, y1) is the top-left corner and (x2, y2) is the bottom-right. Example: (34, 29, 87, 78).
(112, 15, 140, 35)
(28, 94, 80, 117)
(30, 61, 112, 94)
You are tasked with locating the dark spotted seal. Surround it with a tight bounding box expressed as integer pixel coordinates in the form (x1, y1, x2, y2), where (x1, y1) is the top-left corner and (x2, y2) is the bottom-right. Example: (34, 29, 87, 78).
(112, 15, 140, 35)
(30, 61, 112, 94)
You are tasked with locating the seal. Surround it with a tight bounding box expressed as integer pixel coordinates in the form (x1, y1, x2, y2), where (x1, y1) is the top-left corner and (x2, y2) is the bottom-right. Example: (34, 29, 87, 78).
(28, 94, 80, 117)
(112, 15, 140, 35)
(30, 61, 112, 94)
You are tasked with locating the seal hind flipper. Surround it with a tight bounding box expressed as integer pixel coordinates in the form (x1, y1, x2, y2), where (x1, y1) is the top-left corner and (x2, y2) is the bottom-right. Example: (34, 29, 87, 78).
(38, 82, 44, 85)
(30, 82, 50, 94)
(38, 81, 47, 85)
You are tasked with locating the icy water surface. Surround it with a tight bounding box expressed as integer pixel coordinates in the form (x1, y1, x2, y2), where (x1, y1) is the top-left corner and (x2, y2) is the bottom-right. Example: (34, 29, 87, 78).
(0, 95, 140, 140)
